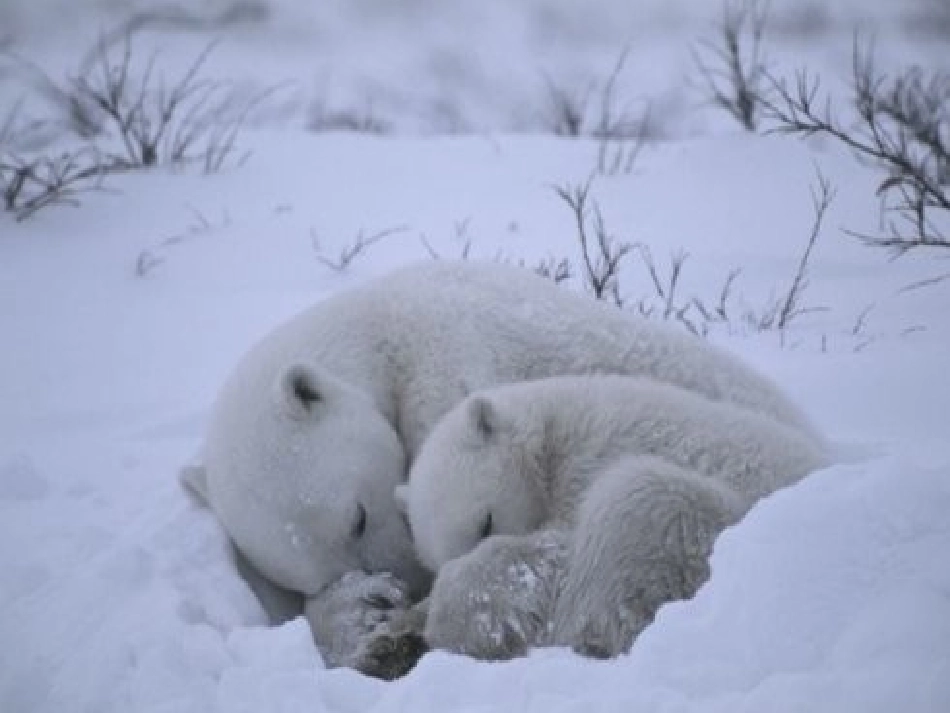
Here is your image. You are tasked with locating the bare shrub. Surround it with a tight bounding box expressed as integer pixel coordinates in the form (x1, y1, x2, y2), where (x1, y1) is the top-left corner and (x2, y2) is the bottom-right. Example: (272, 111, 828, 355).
(135, 205, 231, 276)
(550, 171, 835, 340)
(764, 43, 949, 255)
(740, 171, 833, 333)
(635, 246, 687, 318)
(692, 0, 771, 131)
(12, 32, 265, 169)
(314, 225, 407, 272)
(596, 98, 652, 177)
(623, 247, 746, 338)
(898, 272, 950, 294)
(596, 131, 648, 177)
(68, 36, 261, 172)
(594, 50, 655, 176)
(2, 31, 266, 220)
(543, 48, 654, 169)
(690, 268, 742, 328)
(543, 75, 590, 137)
(308, 100, 390, 135)
(631, 247, 695, 332)
(412, 223, 574, 288)
(593, 48, 643, 140)
(1, 147, 104, 221)
(553, 179, 744, 333)
(532, 255, 573, 284)
(418, 218, 475, 261)
(1, 104, 106, 220)
(775, 170, 834, 329)
(419, 233, 474, 261)
(554, 179, 635, 306)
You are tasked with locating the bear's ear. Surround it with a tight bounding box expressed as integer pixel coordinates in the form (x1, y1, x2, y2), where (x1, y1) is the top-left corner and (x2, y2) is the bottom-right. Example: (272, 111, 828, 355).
(394, 483, 409, 514)
(467, 396, 501, 440)
(276, 364, 324, 420)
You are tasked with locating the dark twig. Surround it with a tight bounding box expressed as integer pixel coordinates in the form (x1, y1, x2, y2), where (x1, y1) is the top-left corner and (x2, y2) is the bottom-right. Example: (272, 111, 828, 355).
(776, 169, 835, 329)
(554, 179, 634, 306)
(1, 147, 105, 220)
(316, 226, 408, 271)
(692, 0, 771, 131)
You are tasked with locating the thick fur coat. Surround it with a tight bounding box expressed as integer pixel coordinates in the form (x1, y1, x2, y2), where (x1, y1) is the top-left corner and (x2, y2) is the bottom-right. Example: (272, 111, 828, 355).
(184, 261, 818, 666)
(398, 375, 828, 659)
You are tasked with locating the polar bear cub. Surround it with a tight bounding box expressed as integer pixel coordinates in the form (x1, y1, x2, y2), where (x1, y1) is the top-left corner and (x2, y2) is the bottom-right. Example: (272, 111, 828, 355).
(397, 375, 828, 659)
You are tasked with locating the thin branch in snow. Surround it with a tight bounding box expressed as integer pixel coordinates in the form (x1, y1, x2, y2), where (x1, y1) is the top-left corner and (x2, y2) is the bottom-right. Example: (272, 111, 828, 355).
(316, 225, 408, 272)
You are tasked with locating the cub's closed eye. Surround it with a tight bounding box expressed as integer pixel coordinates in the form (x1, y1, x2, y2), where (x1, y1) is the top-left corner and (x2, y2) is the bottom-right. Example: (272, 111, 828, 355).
(480, 512, 493, 540)
(353, 502, 367, 539)
(400, 509, 414, 540)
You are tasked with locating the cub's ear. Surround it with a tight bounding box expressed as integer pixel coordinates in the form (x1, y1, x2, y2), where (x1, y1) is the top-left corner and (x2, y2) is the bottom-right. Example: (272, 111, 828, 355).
(180, 463, 209, 505)
(276, 363, 324, 420)
(467, 396, 501, 439)
(394, 484, 409, 514)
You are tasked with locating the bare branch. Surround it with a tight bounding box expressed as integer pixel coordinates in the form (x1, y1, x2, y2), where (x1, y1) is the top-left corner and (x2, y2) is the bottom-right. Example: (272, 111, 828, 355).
(897, 272, 950, 294)
(597, 102, 651, 177)
(2, 147, 106, 220)
(543, 75, 591, 137)
(776, 169, 835, 329)
(316, 226, 408, 272)
(692, 0, 771, 131)
(64, 34, 263, 173)
(533, 256, 573, 284)
(554, 179, 634, 306)
(764, 40, 949, 255)
(850, 304, 874, 336)
(595, 47, 634, 139)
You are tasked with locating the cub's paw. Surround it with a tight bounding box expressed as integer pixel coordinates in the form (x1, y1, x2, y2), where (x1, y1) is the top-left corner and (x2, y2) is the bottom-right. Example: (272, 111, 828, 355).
(425, 532, 568, 661)
(562, 605, 652, 660)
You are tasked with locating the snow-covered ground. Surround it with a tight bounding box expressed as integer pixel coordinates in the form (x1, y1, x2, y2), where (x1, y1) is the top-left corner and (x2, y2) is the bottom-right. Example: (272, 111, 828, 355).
(2, 1, 949, 712)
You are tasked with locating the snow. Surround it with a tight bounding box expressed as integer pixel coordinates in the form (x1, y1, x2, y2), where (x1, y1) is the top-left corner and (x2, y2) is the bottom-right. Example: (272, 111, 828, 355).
(2, 1, 949, 712)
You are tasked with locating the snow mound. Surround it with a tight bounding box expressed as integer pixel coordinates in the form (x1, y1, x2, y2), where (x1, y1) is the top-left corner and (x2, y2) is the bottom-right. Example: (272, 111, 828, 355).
(2, 443, 947, 712)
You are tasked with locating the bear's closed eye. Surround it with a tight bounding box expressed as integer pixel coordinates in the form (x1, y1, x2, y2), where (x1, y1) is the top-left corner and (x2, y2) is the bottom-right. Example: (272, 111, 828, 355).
(480, 512, 493, 539)
(353, 503, 368, 538)
(400, 508, 414, 540)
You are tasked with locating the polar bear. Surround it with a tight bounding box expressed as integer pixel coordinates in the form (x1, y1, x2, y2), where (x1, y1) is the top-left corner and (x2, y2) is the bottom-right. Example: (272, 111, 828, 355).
(184, 261, 819, 666)
(396, 375, 829, 661)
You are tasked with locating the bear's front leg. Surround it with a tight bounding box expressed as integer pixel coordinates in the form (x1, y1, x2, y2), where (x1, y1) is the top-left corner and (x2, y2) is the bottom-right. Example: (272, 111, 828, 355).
(552, 456, 746, 658)
(304, 570, 413, 670)
(424, 530, 569, 661)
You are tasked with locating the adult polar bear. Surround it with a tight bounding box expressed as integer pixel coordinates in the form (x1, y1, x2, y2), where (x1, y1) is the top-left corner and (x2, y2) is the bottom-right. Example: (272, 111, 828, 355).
(398, 376, 829, 662)
(184, 261, 817, 667)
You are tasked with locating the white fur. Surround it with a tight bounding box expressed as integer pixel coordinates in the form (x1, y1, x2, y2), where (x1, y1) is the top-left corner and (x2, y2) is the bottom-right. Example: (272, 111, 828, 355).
(188, 261, 818, 657)
(401, 375, 829, 658)
(424, 531, 569, 660)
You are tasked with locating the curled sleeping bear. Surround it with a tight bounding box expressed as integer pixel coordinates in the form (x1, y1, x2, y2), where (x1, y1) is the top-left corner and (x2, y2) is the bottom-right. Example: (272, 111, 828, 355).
(391, 375, 828, 663)
(182, 260, 820, 668)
